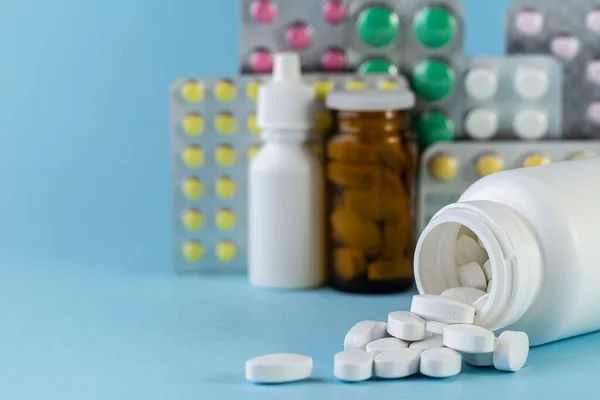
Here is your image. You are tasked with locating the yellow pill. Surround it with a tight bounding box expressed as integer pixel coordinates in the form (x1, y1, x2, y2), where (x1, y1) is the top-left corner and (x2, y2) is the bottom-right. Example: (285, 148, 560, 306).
(378, 80, 399, 90)
(216, 177, 237, 199)
(214, 113, 236, 135)
(314, 80, 335, 100)
(247, 80, 262, 102)
(182, 146, 205, 168)
(182, 178, 204, 200)
(182, 209, 204, 231)
(346, 80, 365, 90)
(475, 154, 504, 178)
(215, 145, 236, 167)
(180, 81, 204, 103)
(214, 80, 237, 103)
(248, 145, 261, 162)
(216, 209, 237, 231)
(316, 112, 333, 134)
(572, 152, 595, 160)
(182, 114, 204, 136)
(429, 153, 457, 181)
(183, 241, 205, 263)
(247, 114, 261, 135)
(216, 240, 237, 262)
(523, 153, 550, 168)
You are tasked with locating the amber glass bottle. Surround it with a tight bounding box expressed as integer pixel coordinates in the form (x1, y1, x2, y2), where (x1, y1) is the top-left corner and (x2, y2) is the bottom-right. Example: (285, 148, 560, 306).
(325, 89, 417, 294)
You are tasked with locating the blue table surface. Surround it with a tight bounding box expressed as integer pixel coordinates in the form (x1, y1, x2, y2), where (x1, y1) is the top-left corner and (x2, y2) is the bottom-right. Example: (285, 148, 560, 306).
(3, 260, 599, 399)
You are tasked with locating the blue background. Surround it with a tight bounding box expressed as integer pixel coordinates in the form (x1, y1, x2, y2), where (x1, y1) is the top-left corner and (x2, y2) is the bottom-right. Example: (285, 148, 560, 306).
(5, 1, 594, 399)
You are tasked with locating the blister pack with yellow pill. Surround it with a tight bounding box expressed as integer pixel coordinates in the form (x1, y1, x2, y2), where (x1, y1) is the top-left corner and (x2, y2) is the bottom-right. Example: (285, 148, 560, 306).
(417, 141, 600, 234)
(171, 73, 408, 273)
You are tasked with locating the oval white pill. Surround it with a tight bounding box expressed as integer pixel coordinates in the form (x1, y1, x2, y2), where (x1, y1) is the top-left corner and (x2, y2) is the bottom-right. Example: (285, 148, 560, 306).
(426, 320, 449, 335)
(387, 311, 426, 341)
(455, 235, 489, 266)
(366, 337, 408, 355)
(409, 335, 444, 351)
(411, 295, 475, 324)
(472, 293, 490, 314)
(420, 348, 462, 378)
(374, 349, 421, 379)
(246, 353, 312, 383)
(441, 287, 486, 305)
(482, 260, 492, 281)
(443, 324, 495, 354)
(458, 262, 487, 291)
(334, 350, 374, 382)
(494, 331, 529, 372)
(344, 320, 388, 350)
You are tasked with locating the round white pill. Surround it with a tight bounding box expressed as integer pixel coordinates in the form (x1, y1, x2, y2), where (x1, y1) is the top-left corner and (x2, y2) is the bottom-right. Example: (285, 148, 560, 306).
(387, 311, 426, 341)
(409, 335, 445, 351)
(482, 260, 492, 281)
(420, 348, 462, 378)
(443, 324, 495, 354)
(334, 350, 374, 382)
(441, 287, 486, 305)
(374, 349, 421, 379)
(344, 320, 388, 350)
(513, 109, 549, 139)
(366, 337, 408, 355)
(494, 331, 529, 372)
(455, 235, 489, 267)
(458, 262, 487, 291)
(411, 295, 475, 324)
(465, 108, 499, 140)
(472, 293, 490, 314)
(464, 67, 498, 100)
(426, 320, 449, 335)
(246, 353, 313, 383)
(514, 67, 549, 100)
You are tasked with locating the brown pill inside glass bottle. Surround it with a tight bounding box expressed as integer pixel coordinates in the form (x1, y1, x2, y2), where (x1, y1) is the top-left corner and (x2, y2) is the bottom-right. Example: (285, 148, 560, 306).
(325, 88, 417, 294)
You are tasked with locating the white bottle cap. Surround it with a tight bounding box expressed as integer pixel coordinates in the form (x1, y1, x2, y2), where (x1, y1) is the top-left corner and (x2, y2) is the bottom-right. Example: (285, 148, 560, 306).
(326, 89, 415, 112)
(257, 53, 316, 131)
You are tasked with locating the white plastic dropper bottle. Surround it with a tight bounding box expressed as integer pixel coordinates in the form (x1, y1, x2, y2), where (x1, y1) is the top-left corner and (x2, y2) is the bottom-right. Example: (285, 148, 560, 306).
(248, 53, 325, 289)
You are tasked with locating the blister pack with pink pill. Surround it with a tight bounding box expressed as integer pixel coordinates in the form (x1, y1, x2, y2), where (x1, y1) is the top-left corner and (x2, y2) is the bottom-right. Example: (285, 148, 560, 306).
(506, 0, 600, 139)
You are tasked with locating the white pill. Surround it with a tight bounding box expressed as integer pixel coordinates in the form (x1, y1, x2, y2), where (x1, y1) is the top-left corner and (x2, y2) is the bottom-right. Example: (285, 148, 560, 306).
(458, 262, 487, 291)
(494, 331, 529, 372)
(514, 67, 549, 100)
(409, 335, 445, 351)
(374, 349, 421, 379)
(246, 353, 312, 383)
(513, 109, 549, 140)
(465, 108, 499, 140)
(455, 235, 489, 266)
(334, 350, 374, 382)
(420, 348, 462, 378)
(411, 295, 475, 324)
(426, 320, 449, 335)
(464, 67, 498, 100)
(387, 311, 427, 341)
(366, 338, 408, 355)
(441, 287, 486, 305)
(472, 293, 490, 314)
(344, 320, 388, 350)
(487, 280, 492, 293)
(443, 324, 495, 354)
(482, 260, 492, 281)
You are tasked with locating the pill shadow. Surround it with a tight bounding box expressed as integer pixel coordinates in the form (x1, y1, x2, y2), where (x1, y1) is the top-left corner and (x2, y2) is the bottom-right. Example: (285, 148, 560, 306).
(206, 375, 329, 386)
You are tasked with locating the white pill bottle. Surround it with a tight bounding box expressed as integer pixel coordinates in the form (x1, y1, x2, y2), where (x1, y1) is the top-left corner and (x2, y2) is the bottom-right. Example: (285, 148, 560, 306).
(415, 157, 600, 346)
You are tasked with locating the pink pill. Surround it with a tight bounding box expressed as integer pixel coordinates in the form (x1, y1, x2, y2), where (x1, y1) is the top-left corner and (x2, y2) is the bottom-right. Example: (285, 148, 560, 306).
(287, 24, 312, 50)
(588, 61, 600, 83)
(250, 0, 276, 24)
(587, 10, 600, 33)
(249, 50, 274, 73)
(551, 36, 580, 60)
(323, 1, 347, 25)
(322, 50, 346, 71)
(588, 103, 600, 126)
(515, 10, 544, 36)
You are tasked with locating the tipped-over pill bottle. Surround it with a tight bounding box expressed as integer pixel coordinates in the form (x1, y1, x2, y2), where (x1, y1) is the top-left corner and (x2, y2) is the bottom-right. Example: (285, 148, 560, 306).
(325, 89, 416, 294)
(415, 156, 600, 346)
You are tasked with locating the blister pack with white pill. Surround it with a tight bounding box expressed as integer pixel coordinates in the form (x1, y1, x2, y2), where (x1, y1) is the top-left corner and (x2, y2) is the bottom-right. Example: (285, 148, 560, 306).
(171, 73, 406, 273)
(417, 141, 600, 233)
(506, 0, 600, 138)
(458, 55, 563, 140)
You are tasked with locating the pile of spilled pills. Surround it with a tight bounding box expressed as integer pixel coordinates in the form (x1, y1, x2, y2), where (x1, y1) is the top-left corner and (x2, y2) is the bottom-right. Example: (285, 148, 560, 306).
(245, 231, 529, 383)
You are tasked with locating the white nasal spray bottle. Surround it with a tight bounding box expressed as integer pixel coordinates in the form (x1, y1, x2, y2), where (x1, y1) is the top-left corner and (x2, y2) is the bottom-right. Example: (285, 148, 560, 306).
(248, 53, 325, 289)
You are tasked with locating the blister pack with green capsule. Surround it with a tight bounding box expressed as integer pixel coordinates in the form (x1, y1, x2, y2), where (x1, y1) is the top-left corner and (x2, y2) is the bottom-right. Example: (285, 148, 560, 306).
(240, 0, 465, 149)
